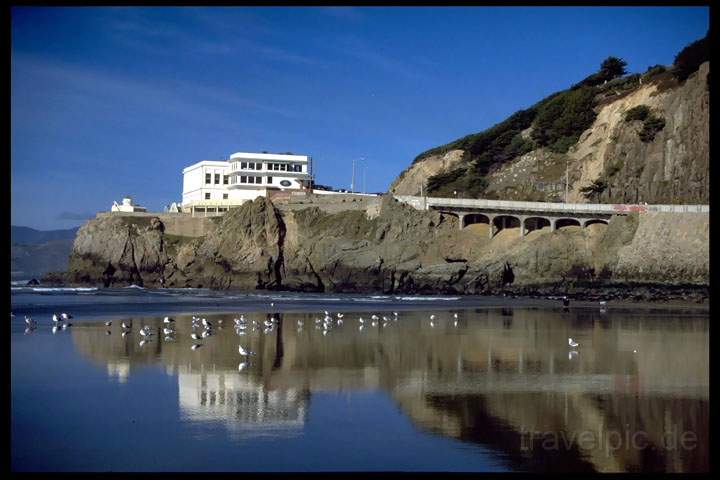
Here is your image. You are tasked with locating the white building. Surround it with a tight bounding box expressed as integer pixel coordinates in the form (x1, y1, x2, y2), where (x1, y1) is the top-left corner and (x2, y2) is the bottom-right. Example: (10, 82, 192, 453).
(181, 152, 313, 216)
(111, 196, 147, 213)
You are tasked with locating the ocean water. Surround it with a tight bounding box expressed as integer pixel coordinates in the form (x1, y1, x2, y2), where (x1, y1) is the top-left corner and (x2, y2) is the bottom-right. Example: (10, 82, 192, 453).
(11, 288, 709, 472)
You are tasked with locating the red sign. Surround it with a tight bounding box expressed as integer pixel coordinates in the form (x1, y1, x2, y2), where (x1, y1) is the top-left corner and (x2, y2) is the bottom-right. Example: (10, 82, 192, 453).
(613, 204, 647, 213)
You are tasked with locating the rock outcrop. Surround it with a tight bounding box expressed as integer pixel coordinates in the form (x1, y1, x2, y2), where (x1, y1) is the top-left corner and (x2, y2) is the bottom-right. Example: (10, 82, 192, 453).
(60, 196, 709, 299)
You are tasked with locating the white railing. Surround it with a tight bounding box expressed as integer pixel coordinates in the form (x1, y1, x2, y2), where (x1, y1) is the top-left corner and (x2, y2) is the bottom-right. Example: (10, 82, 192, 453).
(394, 195, 709, 215)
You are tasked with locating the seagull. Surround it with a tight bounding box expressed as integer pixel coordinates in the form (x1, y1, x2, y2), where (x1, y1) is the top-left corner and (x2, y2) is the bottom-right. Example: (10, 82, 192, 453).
(121, 331, 129, 338)
(359, 317, 364, 324)
(271, 302, 274, 307)
(139, 327, 153, 337)
(191, 333, 200, 340)
(599, 301, 607, 306)
(191, 344, 202, 351)
(324, 311, 330, 316)
(24, 316, 36, 327)
(139, 340, 149, 347)
(371, 315, 379, 320)
(453, 313, 458, 319)
(393, 312, 398, 317)
(163, 327, 174, 335)
(264, 320, 273, 327)
(202, 318, 212, 328)
(201, 330, 211, 339)
(60, 313, 72, 321)
(430, 314, 435, 320)
(337, 313, 344, 319)
(238, 345, 250, 356)
(297, 320, 304, 326)
(163, 317, 174, 324)
(52, 314, 61, 324)
(568, 337, 579, 348)
(121, 321, 132, 329)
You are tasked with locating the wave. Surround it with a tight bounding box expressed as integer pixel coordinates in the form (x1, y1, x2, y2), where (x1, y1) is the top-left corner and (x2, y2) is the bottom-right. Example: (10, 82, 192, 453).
(393, 296, 460, 301)
(31, 287, 99, 292)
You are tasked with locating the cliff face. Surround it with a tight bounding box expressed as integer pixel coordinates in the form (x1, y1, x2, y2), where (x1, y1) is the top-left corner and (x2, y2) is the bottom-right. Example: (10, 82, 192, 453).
(391, 62, 709, 205)
(62, 196, 708, 297)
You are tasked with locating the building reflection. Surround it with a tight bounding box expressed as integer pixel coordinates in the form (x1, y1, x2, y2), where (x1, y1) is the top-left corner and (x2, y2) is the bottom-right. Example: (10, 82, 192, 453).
(70, 308, 708, 472)
(177, 367, 309, 437)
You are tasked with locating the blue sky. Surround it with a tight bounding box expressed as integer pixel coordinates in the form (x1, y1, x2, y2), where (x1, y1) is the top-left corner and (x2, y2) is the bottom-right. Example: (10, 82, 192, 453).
(11, 6, 708, 230)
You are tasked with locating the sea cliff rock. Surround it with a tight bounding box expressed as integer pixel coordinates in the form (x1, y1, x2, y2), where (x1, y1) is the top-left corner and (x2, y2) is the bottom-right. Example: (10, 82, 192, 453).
(63, 196, 708, 299)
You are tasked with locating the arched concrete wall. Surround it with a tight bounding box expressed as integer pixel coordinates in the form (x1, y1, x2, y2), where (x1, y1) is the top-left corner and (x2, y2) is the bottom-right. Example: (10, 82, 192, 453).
(524, 216, 551, 234)
(462, 213, 491, 229)
(583, 219, 609, 228)
(554, 218, 582, 230)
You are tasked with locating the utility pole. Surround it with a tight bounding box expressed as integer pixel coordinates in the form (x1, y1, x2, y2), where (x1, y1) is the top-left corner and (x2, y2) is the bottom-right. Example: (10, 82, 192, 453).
(565, 159, 569, 203)
(351, 158, 355, 193)
(363, 163, 367, 194)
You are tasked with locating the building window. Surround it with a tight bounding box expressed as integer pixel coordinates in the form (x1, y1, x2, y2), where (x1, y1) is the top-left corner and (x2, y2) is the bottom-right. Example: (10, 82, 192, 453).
(256, 163, 262, 170)
(240, 175, 247, 183)
(241, 162, 247, 169)
(223, 175, 229, 185)
(223, 193, 228, 199)
(205, 192, 211, 200)
(294, 164, 302, 172)
(214, 173, 220, 184)
(267, 176, 273, 184)
(205, 173, 211, 184)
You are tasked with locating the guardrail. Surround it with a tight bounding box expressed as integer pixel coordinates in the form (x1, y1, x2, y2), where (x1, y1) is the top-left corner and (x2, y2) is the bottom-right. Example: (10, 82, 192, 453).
(394, 195, 709, 214)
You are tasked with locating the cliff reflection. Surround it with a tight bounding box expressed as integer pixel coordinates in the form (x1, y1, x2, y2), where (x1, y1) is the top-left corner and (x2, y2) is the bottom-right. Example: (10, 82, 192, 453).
(71, 308, 708, 472)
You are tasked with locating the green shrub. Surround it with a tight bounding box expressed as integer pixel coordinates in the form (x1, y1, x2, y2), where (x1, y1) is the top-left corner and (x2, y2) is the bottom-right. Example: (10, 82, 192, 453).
(638, 115, 666, 142)
(426, 167, 466, 193)
(531, 86, 598, 153)
(673, 32, 709, 81)
(625, 105, 651, 122)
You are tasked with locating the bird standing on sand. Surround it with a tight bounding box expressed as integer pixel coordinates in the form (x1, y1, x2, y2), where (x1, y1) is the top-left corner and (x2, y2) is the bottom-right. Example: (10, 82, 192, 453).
(238, 345, 251, 356)
(568, 337, 579, 348)
(105, 321, 112, 327)
(25, 316, 36, 327)
(163, 317, 175, 324)
(60, 313, 73, 321)
(52, 314, 61, 324)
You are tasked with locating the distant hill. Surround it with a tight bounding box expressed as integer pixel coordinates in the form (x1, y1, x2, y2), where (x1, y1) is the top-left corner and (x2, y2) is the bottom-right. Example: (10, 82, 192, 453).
(10, 225, 79, 281)
(11, 226, 79, 245)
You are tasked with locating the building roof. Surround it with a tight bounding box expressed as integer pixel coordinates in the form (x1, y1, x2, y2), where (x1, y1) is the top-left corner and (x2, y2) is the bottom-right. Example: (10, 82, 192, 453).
(182, 160, 230, 173)
(229, 152, 309, 162)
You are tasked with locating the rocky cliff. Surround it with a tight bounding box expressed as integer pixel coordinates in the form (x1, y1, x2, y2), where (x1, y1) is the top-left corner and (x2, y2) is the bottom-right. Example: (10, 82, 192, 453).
(59, 196, 708, 299)
(391, 60, 709, 205)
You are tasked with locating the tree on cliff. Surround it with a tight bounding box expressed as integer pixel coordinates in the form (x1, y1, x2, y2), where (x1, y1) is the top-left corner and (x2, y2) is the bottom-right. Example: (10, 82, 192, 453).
(673, 32, 709, 81)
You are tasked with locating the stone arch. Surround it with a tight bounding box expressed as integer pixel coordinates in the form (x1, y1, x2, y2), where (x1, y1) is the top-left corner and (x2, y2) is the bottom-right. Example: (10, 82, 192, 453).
(583, 218, 609, 228)
(554, 218, 582, 230)
(523, 216, 551, 235)
(462, 213, 491, 229)
(492, 215, 521, 236)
